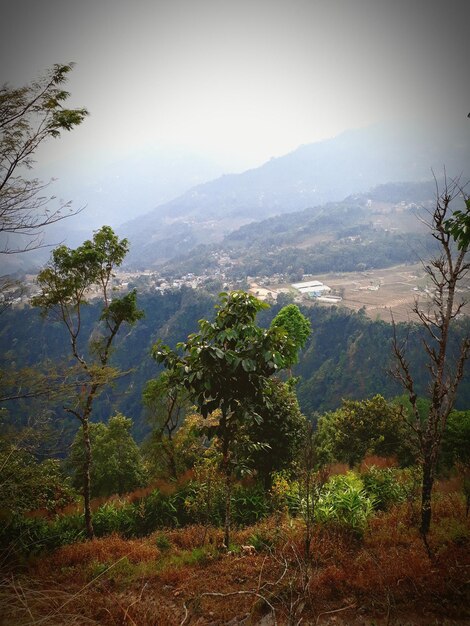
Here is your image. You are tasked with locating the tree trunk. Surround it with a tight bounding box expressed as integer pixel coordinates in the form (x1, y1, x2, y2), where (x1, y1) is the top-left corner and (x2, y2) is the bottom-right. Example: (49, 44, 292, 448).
(224, 463, 232, 549)
(163, 441, 178, 481)
(82, 418, 95, 539)
(220, 422, 232, 549)
(420, 457, 434, 539)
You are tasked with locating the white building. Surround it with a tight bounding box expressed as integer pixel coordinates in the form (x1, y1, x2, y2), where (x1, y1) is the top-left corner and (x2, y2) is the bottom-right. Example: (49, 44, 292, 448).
(291, 280, 331, 297)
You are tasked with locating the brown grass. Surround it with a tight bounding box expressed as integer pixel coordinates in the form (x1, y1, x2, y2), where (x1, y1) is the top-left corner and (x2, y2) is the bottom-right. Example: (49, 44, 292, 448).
(2, 495, 469, 625)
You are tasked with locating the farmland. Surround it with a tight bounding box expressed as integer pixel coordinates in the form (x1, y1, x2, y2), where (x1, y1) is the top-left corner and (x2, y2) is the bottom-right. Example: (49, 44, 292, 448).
(270, 263, 470, 323)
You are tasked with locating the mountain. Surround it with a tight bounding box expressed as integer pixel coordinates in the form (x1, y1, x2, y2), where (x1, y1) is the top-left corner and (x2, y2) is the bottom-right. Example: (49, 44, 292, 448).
(160, 180, 439, 281)
(0, 147, 226, 275)
(121, 121, 470, 268)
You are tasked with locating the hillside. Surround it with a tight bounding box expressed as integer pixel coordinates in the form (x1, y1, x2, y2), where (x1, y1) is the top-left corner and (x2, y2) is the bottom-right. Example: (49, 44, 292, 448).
(121, 122, 470, 268)
(2, 289, 470, 443)
(161, 180, 439, 281)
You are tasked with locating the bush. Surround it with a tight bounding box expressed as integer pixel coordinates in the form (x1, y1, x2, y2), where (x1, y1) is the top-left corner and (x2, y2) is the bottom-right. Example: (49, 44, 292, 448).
(231, 485, 270, 526)
(315, 473, 375, 534)
(0, 512, 85, 559)
(361, 467, 407, 511)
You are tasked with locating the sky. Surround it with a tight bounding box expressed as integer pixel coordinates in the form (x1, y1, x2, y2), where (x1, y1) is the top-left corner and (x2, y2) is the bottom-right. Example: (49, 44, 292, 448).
(1, 0, 469, 173)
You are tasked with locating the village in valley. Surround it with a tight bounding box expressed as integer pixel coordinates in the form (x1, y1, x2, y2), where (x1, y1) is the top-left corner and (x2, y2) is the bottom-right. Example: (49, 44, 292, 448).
(7, 260, 470, 326)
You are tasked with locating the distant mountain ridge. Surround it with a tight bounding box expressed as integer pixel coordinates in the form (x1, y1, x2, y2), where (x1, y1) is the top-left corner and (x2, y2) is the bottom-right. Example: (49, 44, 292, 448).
(121, 121, 470, 268)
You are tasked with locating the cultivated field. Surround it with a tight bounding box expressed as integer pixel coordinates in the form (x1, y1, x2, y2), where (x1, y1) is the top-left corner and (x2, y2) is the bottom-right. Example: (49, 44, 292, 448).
(274, 263, 470, 323)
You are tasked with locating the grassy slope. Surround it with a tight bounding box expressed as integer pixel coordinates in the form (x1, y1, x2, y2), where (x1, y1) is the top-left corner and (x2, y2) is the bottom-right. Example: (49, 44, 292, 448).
(2, 482, 469, 625)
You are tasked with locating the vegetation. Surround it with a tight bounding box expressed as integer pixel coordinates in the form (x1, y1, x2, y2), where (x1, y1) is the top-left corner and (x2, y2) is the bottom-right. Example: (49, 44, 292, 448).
(0, 138, 469, 623)
(0, 63, 88, 254)
(153, 292, 309, 546)
(68, 413, 146, 498)
(31, 226, 144, 537)
(391, 177, 470, 545)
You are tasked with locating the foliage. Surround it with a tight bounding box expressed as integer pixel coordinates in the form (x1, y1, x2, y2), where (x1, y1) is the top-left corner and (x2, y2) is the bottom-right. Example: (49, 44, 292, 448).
(270, 304, 311, 367)
(184, 453, 225, 527)
(444, 196, 470, 250)
(153, 290, 297, 545)
(67, 413, 147, 498)
(154, 291, 294, 421)
(440, 409, 470, 468)
(0, 63, 88, 253)
(142, 371, 190, 479)
(314, 472, 375, 533)
(243, 379, 308, 489)
(361, 466, 408, 510)
(32, 226, 144, 538)
(315, 395, 409, 467)
(0, 411, 77, 515)
(0, 449, 76, 515)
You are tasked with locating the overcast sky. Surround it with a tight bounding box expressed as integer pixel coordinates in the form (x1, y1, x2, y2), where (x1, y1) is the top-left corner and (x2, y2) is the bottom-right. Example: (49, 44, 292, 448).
(1, 0, 469, 171)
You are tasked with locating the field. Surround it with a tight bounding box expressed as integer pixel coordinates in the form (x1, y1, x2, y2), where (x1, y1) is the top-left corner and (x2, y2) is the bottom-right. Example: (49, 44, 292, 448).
(275, 263, 470, 323)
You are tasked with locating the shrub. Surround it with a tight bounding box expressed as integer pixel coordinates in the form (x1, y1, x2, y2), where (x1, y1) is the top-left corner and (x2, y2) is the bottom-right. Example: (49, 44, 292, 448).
(361, 467, 407, 511)
(231, 484, 269, 526)
(315, 472, 375, 534)
(155, 533, 171, 550)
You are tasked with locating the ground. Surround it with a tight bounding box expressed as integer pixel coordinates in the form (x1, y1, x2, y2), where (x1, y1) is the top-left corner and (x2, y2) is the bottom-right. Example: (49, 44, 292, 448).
(2, 488, 469, 626)
(270, 263, 470, 323)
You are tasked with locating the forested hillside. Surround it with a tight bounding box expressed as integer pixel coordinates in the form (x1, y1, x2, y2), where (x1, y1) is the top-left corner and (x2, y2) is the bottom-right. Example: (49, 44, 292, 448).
(2, 289, 470, 442)
(161, 181, 440, 280)
(121, 126, 470, 268)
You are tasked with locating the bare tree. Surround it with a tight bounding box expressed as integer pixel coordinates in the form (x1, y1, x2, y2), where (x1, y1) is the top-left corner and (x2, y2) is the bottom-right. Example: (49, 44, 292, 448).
(391, 176, 470, 545)
(0, 62, 88, 254)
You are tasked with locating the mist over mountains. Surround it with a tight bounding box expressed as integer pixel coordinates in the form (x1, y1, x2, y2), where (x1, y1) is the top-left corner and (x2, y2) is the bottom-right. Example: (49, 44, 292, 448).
(3, 119, 469, 275)
(120, 120, 470, 268)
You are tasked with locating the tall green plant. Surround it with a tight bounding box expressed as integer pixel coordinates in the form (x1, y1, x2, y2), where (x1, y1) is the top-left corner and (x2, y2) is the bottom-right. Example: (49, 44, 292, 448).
(154, 291, 302, 547)
(32, 227, 144, 538)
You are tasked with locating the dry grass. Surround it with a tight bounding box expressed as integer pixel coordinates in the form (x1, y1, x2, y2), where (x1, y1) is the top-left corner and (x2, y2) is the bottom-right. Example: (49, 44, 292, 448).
(1, 495, 469, 625)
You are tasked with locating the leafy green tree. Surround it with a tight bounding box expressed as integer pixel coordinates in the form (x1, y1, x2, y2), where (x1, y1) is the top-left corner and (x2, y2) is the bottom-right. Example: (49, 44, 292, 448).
(271, 304, 311, 369)
(154, 291, 297, 546)
(316, 395, 408, 467)
(440, 410, 470, 468)
(31, 226, 143, 537)
(245, 379, 308, 489)
(142, 372, 190, 479)
(0, 63, 88, 254)
(68, 413, 146, 498)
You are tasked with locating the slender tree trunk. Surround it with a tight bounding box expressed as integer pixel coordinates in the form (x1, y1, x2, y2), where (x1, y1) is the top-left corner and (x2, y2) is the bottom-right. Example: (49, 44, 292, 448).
(82, 418, 94, 539)
(220, 420, 232, 549)
(223, 462, 232, 549)
(163, 441, 178, 480)
(420, 455, 434, 549)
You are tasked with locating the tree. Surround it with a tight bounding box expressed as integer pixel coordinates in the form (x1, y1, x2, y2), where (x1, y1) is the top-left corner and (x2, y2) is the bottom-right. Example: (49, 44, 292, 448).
(154, 291, 298, 547)
(142, 372, 190, 480)
(271, 303, 311, 371)
(391, 176, 470, 543)
(315, 395, 408, 467)
(31, 226, 143, 538)
(0, 411, 76, 515)
(0, 63, 88, 254)
(245, 379, 308, 489)
(68, 413, 146, 498)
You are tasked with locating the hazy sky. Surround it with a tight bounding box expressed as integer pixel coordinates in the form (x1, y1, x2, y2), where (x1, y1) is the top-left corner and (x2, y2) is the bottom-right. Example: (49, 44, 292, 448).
(1, 0, 469, 170)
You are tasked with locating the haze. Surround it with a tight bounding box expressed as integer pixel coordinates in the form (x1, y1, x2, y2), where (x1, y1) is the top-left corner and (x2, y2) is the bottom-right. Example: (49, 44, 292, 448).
(2, 0, 469, 168)
(0, 0, 469, 267)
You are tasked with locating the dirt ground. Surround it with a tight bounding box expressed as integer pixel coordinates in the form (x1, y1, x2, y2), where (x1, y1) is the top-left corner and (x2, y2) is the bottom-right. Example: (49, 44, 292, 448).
(273, 263, 470, 323)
